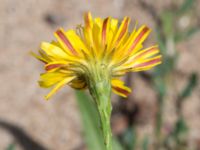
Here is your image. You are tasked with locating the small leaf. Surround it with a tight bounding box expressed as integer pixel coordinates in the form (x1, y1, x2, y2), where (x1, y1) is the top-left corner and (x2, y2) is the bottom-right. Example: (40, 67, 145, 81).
(179, 73, 198, 100)
(160, 11, 174, 37)
(177, 0, 196, 14)
(6, 144, 15, 150)
(174, 118, 188, 136)
(142, 136, 149, 150)
(120, 127, 136, 150)
(153, 56, 177, 97)
(156, 29, 167, 54)
(175, 27, 200, 42)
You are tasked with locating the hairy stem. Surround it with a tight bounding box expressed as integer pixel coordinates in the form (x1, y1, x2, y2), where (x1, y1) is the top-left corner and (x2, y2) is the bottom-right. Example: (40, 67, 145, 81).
(87, 66, 112, 150)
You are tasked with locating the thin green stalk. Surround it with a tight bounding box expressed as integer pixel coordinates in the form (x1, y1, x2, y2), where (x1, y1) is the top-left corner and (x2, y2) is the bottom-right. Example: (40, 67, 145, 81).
(98, 103, 112, 150)
(87, 65, 112, 150)
(155, 95, 164, 150)
(156, 95, 164, 137)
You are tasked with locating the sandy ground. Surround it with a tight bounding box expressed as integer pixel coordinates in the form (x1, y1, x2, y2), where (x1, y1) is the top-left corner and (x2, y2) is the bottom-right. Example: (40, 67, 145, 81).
(0, 0, 200, 150)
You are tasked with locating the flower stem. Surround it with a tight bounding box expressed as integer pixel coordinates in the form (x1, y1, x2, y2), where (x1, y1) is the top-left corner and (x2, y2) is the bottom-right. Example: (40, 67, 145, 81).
(98, 100, 112, 150)
(87, 66, 112, 150)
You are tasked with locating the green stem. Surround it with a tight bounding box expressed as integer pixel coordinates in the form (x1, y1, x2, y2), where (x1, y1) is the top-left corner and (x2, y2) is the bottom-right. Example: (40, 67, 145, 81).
(98, 102, 112, 150)
(156, 95, 163, 137)
(155, 95, 164, 150)
(87, 66, 112, 150)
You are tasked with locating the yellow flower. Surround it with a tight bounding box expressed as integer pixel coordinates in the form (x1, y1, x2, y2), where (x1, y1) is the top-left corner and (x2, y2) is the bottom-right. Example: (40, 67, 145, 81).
(32, 12, 161, 100)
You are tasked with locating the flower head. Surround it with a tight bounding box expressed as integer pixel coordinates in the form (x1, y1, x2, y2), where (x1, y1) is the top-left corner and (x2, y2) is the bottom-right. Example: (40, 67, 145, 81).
(32, 12, 161, 100)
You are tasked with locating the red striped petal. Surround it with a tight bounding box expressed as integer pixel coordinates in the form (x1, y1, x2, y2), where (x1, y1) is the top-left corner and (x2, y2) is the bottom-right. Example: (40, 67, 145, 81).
(45, 64, 63, 71)
(133, 57, 161, 68)
(113, 86, 130, 96)
(116, 17, 129, 45)
(102, 18, 109, 45)
(56, 29, 77, 55)
(84, 12, 92, 29)
(128, 26, 150, 53)
(134, 46, 158, 60)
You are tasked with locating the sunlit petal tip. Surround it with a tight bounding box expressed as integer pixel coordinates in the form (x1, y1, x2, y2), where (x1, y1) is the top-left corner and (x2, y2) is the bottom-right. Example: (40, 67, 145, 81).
(30, 51, 47, 63)
(84, 11, 93, 29)
(117, 17, 130, 42)
(102, 17, 110, 45)
(44, 77, 75, 100)
(132, 45, 160, 61)
(133, 55, 162, 70)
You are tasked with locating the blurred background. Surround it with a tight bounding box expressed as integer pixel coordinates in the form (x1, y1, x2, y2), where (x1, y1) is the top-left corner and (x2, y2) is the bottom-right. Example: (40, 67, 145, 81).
(0, 0, 200, 150)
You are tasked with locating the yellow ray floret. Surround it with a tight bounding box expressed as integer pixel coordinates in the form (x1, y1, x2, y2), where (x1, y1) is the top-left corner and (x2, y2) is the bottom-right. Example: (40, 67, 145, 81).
(111, 79, 131, 98)
(32, 11, 162, 100)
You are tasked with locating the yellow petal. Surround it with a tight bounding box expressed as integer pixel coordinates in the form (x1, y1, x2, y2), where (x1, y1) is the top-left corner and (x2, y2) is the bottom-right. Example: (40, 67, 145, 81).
(132, 55, 162, 71)
(40, 42, 68, 60)
(54, 28, 78, 56)
(92, 17, 103, 51)
(111, 79, 131, 97)
(127, 25, 151, 55)
(44, 61, 68, 71)
(84, 12, 94, 48)
(39, 72, 69, 88)
(45, 76, 75, 100)
(122, 45, 160, 68)
(106, 18, 118, 50)
(110, 17, 130, 50)
(84, 12, 93, 29)
(64, 30, 89, 57)
(30, 51, 49, 63)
